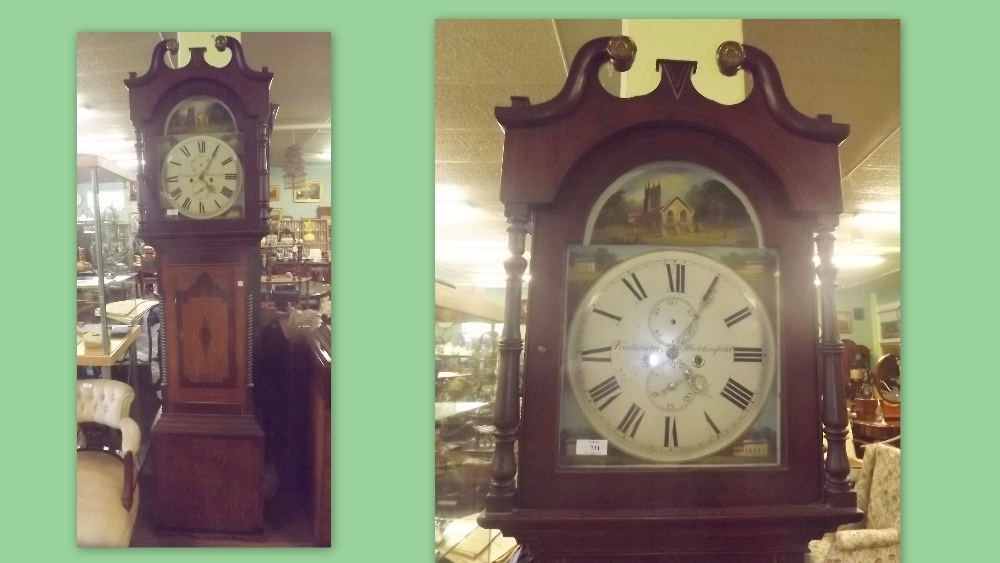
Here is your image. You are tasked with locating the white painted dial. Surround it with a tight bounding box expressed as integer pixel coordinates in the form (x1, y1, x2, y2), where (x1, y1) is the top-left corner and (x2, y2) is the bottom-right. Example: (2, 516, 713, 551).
(160, 135, 242, 219)
(565, 249, 776, 463)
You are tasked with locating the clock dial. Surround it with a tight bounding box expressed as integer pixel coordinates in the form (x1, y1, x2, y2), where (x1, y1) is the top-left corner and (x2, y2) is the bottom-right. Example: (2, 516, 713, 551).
(160, 135, 242, 219)
(565, 249, 776, 463)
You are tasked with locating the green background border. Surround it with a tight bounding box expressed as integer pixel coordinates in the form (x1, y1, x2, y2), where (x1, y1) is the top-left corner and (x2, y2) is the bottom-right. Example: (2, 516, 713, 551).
(0, 1, 979, 560)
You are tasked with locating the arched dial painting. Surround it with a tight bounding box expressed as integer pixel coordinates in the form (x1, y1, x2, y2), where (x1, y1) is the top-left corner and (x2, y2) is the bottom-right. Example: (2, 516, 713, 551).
(158, 95, 244, 220)
(559, 161, 781, 467)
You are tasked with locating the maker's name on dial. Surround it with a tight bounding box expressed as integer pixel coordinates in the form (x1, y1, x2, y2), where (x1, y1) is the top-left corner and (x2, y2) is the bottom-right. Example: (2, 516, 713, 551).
(609, 340, 735, 355)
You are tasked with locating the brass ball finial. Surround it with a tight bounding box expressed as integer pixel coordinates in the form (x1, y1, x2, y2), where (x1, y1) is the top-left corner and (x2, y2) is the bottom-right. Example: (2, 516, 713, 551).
(165, 39, 179, 55)
(607, 36, 637, 72)
(215, 35, 228, 52)
(717, 41, 745, 77)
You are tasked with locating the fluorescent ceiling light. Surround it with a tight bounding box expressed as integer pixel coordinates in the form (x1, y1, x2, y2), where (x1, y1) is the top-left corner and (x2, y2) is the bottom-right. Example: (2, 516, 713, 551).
(813, 254, 885, 268)
(435, 184, 466, 202)
(475, 272, 530, 288)
(436, 201, 477, 222)
(852, 211, 900, 230)
(436, 248, 531, 264)
(858, 200, 900, 213)
(78, 134, 130, 143)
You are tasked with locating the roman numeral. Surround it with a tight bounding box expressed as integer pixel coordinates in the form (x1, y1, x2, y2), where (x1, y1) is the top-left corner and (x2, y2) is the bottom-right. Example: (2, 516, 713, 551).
(666, 263, 686, 293)
(197, 140, 206, 153)
(182, 197, 192, 210)
(225, 173, 237, 180)
(169, 187, 183, 199)
(664, 416, 679, 447)
(733, 347, 763, 362)
(179, 146, 191, 157)
(618, 404, 644, 438)
(221, 157, 233, 166)
(170, 160, 181, 166)
(622, 273, 647, 301)
(724, 307, 753, 327)
(220, 186, 234, 198)
(593, 308, 622, 323)
(704, 411, 721, 435)
(215, 199, 222, 208)
(720, 378, 754, 410)
(198, 202, 205, 214)
(587, 376, 621, 411)
(581, 346, 611, 362)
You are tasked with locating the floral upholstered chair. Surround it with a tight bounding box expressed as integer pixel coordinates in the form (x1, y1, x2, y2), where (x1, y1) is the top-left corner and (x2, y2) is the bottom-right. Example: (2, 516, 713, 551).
(77, 379, 140, 547)
(807, 442, 900, 563)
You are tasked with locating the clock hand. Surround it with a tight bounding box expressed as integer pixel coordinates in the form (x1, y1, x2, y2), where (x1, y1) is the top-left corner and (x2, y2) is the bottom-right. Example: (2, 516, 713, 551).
(672, 357, 710, 396)
(671, 275, 721, 347)
(198, 142, 222, 182)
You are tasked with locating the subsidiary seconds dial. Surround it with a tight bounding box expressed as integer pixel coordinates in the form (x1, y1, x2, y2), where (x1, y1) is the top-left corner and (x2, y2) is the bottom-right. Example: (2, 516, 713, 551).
(565, 249, 777, 463)
(161, 135, 242, 219)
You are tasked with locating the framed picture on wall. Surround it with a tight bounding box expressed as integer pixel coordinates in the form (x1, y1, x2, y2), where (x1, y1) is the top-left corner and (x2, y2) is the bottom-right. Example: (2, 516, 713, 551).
(269, 184, 280, 202)
(880, 343, 900, 358)
(293, 180, 323, 203)
(268, 207, 283, 221)
(837, 310, 853, 334)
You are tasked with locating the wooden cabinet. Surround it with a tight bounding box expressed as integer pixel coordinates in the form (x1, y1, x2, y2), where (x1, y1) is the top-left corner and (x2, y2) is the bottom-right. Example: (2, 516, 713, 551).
(260, 316, 331, 546)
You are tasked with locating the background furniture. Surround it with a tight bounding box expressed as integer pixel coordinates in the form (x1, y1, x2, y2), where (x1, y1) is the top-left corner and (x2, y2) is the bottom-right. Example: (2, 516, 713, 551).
(258, 313, 331, 546)
(138, 257, 158, 296)
(77, 379, 140, 547)
(807, 443, 901, 563)
(874, 353, 900, 419)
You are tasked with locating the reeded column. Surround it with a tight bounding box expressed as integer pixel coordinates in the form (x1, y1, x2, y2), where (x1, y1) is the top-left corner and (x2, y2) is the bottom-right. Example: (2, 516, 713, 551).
(485, 203, 530, 513)
(815, 213, 852, 501)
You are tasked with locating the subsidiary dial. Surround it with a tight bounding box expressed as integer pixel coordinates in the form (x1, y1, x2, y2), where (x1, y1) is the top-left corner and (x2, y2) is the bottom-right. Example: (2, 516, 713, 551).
(647, 296, 697, 347)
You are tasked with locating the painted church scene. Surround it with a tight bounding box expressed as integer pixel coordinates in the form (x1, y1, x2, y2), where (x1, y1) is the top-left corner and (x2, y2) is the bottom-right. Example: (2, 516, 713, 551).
(588, 162, 758, 248)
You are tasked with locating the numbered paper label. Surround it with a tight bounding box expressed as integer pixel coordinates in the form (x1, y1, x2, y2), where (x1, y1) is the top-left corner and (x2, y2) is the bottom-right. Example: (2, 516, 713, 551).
(575, 439, 608, 456)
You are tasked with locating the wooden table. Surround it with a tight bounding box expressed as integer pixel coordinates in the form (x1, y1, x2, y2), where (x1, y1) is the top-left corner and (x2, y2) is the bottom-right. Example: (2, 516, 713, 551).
(851, 419, 901, 449)
(77, 326, 141, 385)
(77, 326, 140, 367)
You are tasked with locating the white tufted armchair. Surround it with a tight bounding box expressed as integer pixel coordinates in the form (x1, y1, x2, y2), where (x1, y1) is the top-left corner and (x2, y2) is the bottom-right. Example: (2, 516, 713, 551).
(807, 442, 901, 563)
(77, 379, 140, 547)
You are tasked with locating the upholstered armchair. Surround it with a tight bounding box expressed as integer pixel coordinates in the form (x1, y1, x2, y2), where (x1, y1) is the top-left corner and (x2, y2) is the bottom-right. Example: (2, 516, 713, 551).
(77, 379, 141, 547)
(807, 442, 901, 563)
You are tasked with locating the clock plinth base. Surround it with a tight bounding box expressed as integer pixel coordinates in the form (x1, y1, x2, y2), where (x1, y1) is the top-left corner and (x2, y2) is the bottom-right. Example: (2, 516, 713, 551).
(151, 412, 265, 535)
(479, 505, 862, 563)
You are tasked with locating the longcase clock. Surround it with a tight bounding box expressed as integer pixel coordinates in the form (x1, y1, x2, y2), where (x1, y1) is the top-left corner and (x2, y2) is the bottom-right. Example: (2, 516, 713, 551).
(478, 37, 862, 562)
(125, 36, 278, 534)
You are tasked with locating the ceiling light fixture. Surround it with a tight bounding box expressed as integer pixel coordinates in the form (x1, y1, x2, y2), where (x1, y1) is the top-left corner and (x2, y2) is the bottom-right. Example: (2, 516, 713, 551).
(283, 132, 306, 189)
(436, 246, 531, 262)
(435, 201, 478, 222)
(435, 183, 466, 202)
(475, 272, 531, 288)
(812, 254, 885, 268)
(858, 200, 900, 213)
(851, 212, 900, 231)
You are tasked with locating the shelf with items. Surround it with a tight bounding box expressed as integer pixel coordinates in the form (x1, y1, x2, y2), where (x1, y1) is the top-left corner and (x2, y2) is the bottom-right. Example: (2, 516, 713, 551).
(76, 155, 141, 356)
(267, 218, 331, 259)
